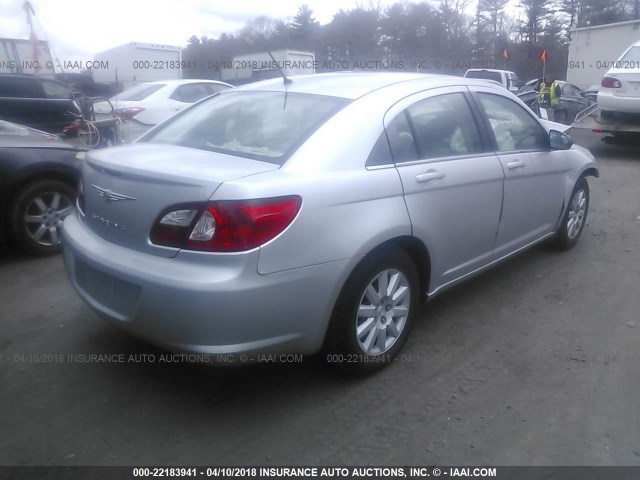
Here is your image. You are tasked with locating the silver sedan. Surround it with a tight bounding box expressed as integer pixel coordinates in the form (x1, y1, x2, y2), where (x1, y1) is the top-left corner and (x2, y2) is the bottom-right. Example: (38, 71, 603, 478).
(62, 72, 598, 373)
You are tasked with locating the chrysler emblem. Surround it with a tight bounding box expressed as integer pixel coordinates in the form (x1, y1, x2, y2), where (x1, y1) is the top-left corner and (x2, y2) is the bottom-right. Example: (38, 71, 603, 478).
(91, 184, 136, 203)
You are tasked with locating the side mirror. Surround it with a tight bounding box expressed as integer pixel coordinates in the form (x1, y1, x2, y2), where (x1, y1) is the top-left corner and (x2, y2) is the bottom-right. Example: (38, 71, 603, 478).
(549, 129, 573, 150)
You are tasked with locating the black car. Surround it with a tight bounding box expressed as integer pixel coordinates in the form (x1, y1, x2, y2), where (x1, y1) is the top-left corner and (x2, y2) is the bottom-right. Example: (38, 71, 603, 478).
(0, 73, 82, 134)
(518, 80, 594, 124)
(0, 120, 82, 256)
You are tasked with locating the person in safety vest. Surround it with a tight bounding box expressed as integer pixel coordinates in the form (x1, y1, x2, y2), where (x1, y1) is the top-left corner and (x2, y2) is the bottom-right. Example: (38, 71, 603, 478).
(549, 80, 561, 108)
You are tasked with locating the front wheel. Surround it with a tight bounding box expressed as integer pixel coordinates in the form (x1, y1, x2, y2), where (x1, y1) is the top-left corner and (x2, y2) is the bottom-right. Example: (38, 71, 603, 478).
(324, 247, 419, 374)
(552, 177, 589, 250)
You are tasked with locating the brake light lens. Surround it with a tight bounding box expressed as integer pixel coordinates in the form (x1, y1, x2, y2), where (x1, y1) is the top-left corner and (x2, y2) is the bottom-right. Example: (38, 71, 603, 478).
(114, 107, 145, 121)
(601, 77, 622, 88)
(150, 196, 301, 252)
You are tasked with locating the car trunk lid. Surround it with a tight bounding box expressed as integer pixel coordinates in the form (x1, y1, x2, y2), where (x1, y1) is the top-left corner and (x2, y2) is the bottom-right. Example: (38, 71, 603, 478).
(608, 69, 640, 98)
(81, 143, 278, 257)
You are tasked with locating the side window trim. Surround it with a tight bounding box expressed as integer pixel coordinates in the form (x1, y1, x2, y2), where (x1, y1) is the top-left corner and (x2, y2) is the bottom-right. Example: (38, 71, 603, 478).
(468, 90, 550, 154)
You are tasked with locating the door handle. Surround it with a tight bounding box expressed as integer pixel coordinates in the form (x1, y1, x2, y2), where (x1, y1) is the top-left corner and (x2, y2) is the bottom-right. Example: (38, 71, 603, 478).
(415, 170, 445, 183)
(507, 160, 525, 169)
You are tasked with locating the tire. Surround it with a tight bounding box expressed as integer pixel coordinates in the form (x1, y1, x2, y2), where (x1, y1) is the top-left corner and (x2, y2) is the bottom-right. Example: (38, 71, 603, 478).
(551, 177, 589, 251)
(324, 246, 419, 374)
(8, 179, 76, 256)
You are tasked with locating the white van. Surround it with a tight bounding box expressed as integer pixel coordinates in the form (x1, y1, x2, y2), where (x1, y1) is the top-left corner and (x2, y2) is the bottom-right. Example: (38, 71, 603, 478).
(464, 69, 521, 93)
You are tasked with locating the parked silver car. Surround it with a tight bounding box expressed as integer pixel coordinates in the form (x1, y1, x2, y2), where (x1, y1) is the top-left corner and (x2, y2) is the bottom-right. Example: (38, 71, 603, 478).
(62, 72, 598, 373)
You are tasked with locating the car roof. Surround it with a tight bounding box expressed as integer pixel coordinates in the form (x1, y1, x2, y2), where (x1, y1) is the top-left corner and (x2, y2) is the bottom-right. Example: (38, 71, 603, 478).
(233, 72, 466, 99)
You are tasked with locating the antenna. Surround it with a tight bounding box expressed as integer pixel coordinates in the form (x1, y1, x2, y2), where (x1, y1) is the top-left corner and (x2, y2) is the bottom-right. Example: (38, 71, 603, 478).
(267, 51, 292, 85)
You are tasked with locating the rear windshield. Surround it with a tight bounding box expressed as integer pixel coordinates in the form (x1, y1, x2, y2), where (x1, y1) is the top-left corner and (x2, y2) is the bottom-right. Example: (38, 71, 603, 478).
(112, 84, 165, 101)
(142, 91, 349, 164)
(465, 71, 502, 83)
(620, 46, 640, 63)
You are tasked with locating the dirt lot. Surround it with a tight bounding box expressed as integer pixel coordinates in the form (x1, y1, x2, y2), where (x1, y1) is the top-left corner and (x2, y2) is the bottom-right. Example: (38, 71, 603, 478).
(1, 129, 639, 466)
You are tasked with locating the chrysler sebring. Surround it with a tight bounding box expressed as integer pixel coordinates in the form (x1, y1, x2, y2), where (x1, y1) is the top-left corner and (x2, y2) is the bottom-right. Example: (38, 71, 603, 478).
(62, 72, 598, 373)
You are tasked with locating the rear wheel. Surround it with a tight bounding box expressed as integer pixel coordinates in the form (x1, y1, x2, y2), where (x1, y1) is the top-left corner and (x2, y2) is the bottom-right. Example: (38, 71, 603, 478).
(9, 180, 76, 256)
(324, 247, 419, 374)
(552, 177, 589, 250)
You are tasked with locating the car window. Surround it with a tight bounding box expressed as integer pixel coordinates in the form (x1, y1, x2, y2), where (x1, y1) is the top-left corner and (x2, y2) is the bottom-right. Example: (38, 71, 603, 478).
(476, 93, 549, 152)
(144, 91, 349, 164)
(112, 84, 165, 101)
(170, 83, 213, 103)
(366, 130, 394, 167)
(620, 46, 640, 62)
(407, 93, 483, 160)
(207, 83, 231, 95)
(40, 79, 73, 99)
(385, 112, 418, 163)
(0, 76, 42, 98)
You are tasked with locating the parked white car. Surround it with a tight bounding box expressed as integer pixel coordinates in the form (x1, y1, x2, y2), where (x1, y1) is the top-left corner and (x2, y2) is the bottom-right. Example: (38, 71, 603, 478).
(464, 69, 521, 93)
(598, 40, 640, 117)
(94, 79, 233, 140)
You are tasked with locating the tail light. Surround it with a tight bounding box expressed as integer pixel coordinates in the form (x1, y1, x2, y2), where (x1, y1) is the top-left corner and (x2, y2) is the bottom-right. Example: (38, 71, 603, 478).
(114, 107, 145, 121)
(601, 77, 622, 88)
(150, 196, 301, 252)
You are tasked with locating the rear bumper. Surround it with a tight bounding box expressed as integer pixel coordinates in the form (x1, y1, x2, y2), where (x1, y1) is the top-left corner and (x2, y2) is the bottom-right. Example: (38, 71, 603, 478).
(597, 90, 640, 113)
(62, 212, 349, 360)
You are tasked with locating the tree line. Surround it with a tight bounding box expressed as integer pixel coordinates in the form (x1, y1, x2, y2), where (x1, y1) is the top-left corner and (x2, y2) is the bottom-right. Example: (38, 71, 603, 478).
(182, 0, 640, 84)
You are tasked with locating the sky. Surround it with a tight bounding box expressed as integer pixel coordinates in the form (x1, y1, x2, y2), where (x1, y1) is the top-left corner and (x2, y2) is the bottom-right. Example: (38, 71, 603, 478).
(0, 0, 403, 63)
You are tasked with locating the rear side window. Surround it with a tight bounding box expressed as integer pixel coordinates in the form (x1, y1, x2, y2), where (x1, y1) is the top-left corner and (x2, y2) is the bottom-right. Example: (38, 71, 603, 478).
(0, 76, 41, 98)
(407, 93, 483, 159)
(170, 83, 212, 103)
(113, 84, 165, 101)
(144, 91, 349, 164)
(476, 93, 549, 152)
(366, 131, 394, 167)
(40, 79, 73, 99)
(207, 83, 231, 95)
(386, 112, 418, 163)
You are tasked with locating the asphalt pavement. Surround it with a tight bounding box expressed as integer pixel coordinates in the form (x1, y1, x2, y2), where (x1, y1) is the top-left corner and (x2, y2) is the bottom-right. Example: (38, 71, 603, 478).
(1, 129, 639, 466)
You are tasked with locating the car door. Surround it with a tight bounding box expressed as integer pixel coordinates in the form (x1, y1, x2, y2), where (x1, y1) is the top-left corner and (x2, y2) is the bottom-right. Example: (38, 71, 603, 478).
(470, 88, 569, 258)
(386, 87, 505, 290)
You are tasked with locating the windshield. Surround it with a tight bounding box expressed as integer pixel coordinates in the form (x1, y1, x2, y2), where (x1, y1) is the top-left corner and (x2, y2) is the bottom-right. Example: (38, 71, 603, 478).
(111, 84, 165, 101)
(465, 71, 502, 83)
(142, 91, 349, 164)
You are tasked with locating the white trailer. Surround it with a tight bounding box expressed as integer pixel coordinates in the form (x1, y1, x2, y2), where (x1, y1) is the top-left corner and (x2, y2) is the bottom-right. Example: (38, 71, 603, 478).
(221, 50, 315, 84)
(92, 42, 182, 91)
(0, 38, 54, 76)
(567, 20, 640, 89)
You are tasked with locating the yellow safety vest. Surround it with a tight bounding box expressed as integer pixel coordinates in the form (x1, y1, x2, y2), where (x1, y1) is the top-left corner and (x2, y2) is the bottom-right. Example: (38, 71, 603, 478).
(550, 81, 560, 107)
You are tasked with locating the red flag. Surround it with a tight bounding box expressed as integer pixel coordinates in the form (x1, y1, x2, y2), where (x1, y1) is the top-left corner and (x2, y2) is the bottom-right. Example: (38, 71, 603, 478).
(502, 49, 508, 59)
(540, 50, 548, 62)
